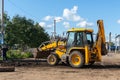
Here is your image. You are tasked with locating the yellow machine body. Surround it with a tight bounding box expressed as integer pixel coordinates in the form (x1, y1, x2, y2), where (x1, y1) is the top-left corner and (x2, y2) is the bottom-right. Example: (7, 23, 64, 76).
(37, 20, 107, 68)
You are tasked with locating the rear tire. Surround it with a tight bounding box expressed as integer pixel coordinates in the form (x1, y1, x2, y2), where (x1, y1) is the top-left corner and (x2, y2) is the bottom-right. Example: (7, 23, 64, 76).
(69, 51, 84, 68)
(47, 54, 60, 66)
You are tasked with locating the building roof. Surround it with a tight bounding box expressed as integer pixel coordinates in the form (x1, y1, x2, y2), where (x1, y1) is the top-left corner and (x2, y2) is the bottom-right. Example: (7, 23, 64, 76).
(116, 35, 120, 38)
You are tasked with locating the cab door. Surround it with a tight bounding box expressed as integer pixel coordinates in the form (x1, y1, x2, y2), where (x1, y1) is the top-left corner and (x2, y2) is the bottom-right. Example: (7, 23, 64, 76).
(66, 32, 84, 51)
(86, 32, 94, 48)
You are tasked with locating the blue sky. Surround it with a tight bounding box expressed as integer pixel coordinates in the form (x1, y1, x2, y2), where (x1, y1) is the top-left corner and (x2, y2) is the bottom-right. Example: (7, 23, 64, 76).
(2, 0, 120, 42)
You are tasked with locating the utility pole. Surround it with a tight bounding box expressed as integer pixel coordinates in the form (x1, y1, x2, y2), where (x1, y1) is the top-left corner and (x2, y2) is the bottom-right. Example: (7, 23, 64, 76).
(115, 34, 117, 53)
(53, 18, 62, 40)
(53, 19, 56, 39)
(0, 0, 4, 44)
(109, 32, 111, 52)
(118, 36, 120, 51)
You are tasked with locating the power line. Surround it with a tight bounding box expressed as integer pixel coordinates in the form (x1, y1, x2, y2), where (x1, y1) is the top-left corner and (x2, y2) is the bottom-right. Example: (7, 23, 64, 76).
(7, 0, 41, 21)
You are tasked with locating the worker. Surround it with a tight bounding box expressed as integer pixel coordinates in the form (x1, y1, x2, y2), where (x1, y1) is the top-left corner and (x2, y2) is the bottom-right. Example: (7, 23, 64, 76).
(2, 45, 8, 61)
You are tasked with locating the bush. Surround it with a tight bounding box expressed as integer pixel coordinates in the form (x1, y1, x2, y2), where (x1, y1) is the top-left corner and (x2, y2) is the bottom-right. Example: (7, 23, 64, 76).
(22, 52, 33, 58)
(7, 50, 22, 59)
(6, 50, 33, 59)
(0, 57, 2, 60)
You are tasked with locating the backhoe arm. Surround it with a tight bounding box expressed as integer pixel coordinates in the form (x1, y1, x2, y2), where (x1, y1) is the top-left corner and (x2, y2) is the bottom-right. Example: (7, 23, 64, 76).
(93, 20, 107, 60)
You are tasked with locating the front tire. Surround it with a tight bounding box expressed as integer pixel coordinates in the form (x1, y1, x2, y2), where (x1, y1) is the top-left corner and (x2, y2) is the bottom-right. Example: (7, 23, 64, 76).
(69, 51, 84, 68)
(47, 54, 60, 66)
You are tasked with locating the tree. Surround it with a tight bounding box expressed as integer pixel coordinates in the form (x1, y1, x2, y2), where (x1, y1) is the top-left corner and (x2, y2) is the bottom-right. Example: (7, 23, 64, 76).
(0, 13, 10, 44)
(25, 23, 49, 47)
(5, 15, 49, 48)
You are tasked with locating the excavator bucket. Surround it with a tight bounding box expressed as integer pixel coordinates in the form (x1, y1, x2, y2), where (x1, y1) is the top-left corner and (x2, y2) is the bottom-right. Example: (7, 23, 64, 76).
(33, 41, 57, 59)
(34, 49, 51, 59)
(33, 39, 65, 59)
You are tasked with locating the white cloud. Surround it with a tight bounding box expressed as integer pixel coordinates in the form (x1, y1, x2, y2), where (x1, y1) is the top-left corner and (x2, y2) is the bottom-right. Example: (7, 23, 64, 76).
(71, 6, 78, 14)
(63, 22, 70, 28)
(63, 6, 83, 21)
(47, 24, 53, 28)
(76, 21, 94, 27)
(117, 20, 120, 24)
(54, 17, 63, 22)
(43, 16, 63, 22)
(39, 22, 53, 29)
(39, 22, 46, 27)
(43, 16, 53, 21)
(86, 22, 94, 27)
(40, 6, 94, 30)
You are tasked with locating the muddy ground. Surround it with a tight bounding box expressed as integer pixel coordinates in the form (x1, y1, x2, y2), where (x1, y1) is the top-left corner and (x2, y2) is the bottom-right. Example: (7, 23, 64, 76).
(0, 53, 120, 80)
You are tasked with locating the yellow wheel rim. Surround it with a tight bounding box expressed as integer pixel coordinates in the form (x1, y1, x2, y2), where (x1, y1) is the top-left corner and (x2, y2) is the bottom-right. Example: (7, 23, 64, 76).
(71, 54, 81, 66)
(48, 55, 56, 65)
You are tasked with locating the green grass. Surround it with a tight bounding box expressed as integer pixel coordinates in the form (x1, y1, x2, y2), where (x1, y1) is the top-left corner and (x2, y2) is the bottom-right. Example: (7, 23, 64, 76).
(6, 50, 33, 59)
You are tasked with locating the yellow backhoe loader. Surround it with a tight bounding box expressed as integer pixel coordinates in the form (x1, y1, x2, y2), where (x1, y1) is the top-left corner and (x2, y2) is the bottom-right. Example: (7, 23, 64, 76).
(37, 20, 107, 68)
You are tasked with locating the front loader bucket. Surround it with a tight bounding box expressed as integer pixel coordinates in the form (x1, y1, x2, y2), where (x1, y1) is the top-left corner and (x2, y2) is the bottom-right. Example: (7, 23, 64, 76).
(33, 48, 53, 59)
(33, 40, 64, 59)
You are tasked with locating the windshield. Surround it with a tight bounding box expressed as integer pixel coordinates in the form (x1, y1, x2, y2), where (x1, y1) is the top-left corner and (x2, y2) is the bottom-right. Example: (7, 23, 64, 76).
(66, 32, 84, 50)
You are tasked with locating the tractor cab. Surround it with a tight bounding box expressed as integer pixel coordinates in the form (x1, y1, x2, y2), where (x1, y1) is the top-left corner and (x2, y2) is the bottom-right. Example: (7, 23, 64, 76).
(66, 28, 94, 51)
